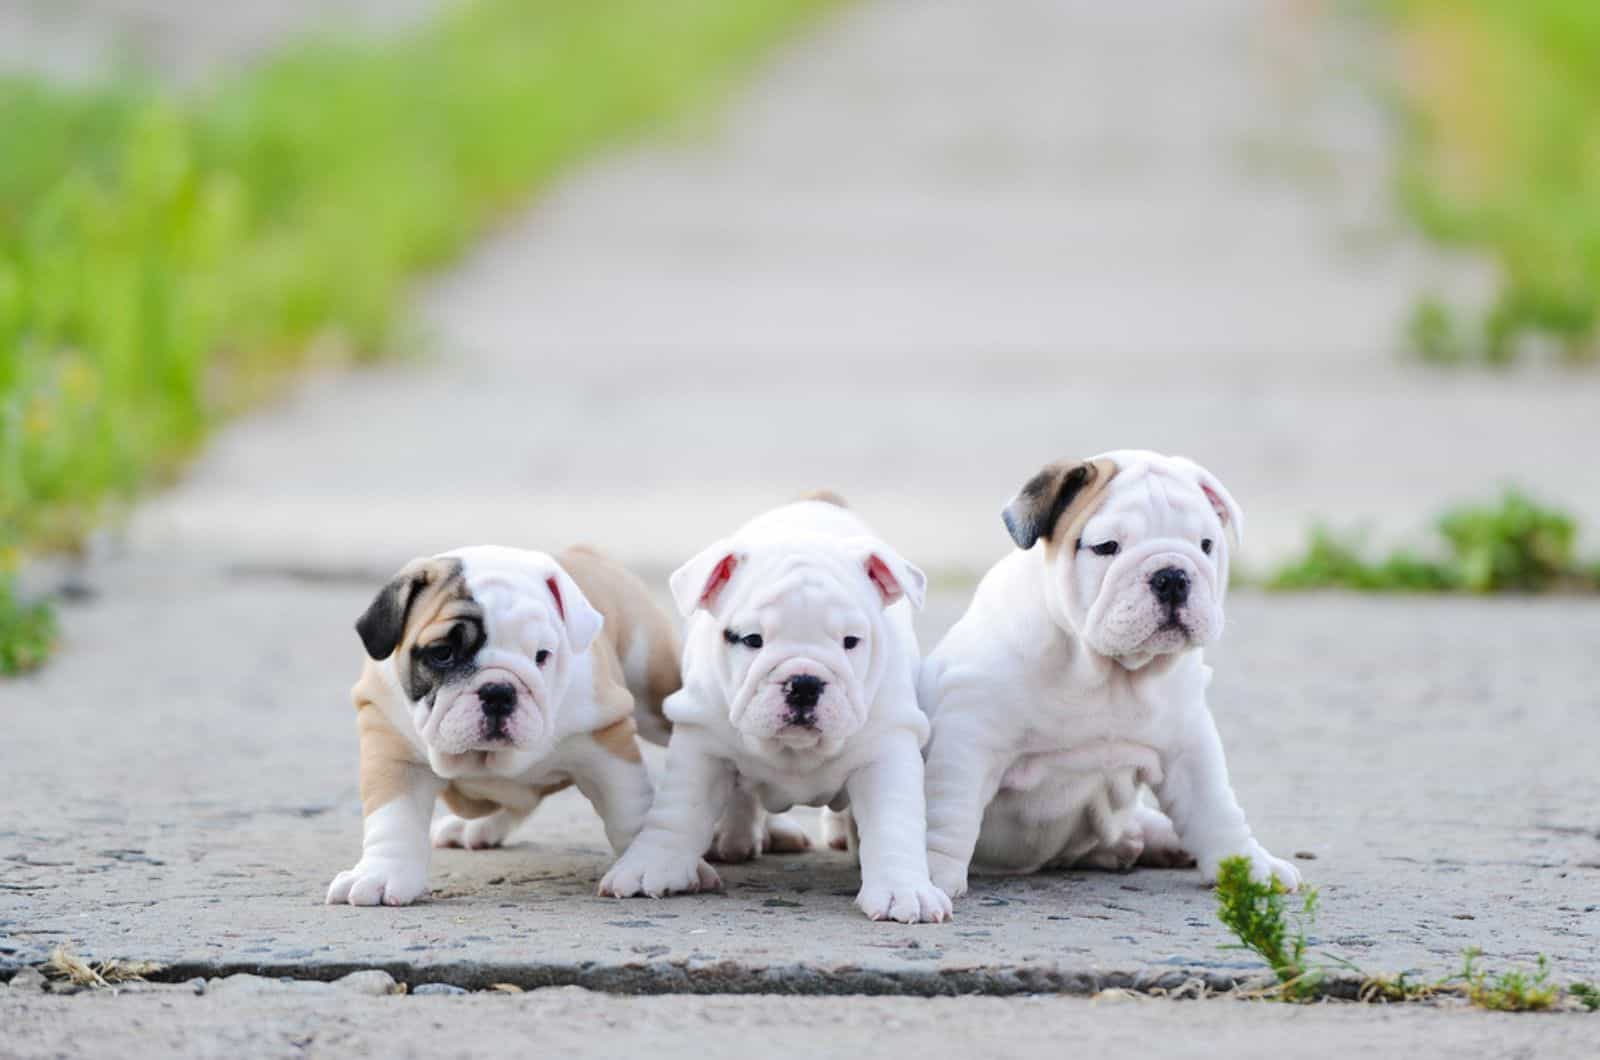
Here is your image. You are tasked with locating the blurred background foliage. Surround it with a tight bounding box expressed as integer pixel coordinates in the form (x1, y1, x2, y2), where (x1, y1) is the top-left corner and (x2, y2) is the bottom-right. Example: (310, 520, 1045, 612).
(3, 0, 1597, 671)
(1388, 0, 1600, 363)
(0, 0, 837, 670)
(1268, 491, 1599, 593)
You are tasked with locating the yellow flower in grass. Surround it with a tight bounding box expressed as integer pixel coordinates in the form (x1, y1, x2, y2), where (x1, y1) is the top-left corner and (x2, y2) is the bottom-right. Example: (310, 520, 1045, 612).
(24, 395, 55, 440)
(60, 355, 99, 403)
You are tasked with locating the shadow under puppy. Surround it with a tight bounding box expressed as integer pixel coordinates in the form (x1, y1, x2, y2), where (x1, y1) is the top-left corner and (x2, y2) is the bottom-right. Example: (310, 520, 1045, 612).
(327, 545, 682, 907)
(599, 493, 951, 923)
(921, 450, 1300, 904)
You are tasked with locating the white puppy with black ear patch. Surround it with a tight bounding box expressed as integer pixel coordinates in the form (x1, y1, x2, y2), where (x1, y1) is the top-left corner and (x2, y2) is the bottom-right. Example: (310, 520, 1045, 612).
(599, 495, 951, 924)
(327, 545, 678, 907)
(921, 451, 1300, 902)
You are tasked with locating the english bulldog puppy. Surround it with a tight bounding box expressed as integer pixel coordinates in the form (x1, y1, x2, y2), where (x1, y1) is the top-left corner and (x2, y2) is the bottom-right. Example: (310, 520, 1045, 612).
(599, 494, 951, 923)
(326, 545, 678, 906)
(920, 451, 1300, 901)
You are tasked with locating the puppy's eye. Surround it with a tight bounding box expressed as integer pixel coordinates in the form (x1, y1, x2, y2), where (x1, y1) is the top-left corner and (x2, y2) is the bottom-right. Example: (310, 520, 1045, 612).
(1201, 538, 1214, 555)
(843, 636, 860, 650)
(724, 630, 763, 649)
(1089, 541, 1120, 557)
(422, 642, 456, 668)
(535, 650, 551, 666)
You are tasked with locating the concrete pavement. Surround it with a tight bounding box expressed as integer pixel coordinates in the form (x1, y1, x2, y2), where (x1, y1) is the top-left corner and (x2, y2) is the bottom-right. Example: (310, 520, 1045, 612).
(4, 572, 1598, 988)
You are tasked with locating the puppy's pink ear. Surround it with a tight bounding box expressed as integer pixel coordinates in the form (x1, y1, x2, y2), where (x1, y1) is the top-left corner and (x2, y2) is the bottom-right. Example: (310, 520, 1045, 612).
(546, 564, 604, 653)
(859, 545, 927, 611)
(1196, 470, 1244, 546)
(669, 541, 745, 617)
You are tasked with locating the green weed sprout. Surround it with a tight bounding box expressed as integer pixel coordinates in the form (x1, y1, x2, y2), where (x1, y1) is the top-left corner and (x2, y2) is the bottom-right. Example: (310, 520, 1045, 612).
(1214, 855, 1322, 1001)
(1451, 948, 1559, 1012)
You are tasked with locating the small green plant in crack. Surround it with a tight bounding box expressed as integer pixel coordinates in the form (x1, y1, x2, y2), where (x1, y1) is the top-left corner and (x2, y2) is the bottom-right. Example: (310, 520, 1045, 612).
(1450, 949, 1558, 1013)
(1214, 860, 1595, 1010)
(1213, 856, 1322, 1001)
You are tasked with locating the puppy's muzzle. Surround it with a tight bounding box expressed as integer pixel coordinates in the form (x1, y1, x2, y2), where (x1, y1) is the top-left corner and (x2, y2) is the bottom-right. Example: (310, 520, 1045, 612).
(782, 674, 825, 728)
(1148, 566, 1190, 610)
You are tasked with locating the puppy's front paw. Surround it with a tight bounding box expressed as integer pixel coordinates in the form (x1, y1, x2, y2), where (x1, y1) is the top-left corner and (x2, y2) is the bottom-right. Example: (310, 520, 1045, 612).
(599, 845, 722, 899)
(856, 877, 953, 924)
(431, 813, 514, 850)
(926, 852, 969, 900)
(1201, 841, 1302, 892)
(326, 859, 428, 907)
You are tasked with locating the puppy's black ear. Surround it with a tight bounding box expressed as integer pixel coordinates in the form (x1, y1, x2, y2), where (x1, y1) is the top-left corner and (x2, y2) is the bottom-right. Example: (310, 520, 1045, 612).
(355, 559, 439, 661)
(1001, 458, 1116, 550)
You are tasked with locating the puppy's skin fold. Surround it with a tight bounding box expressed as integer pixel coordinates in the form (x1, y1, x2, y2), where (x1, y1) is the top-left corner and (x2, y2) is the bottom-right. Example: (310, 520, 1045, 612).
(599, 495, 951, 924)
(327, 546, 675, 907)
(921, 450, 1299, 903)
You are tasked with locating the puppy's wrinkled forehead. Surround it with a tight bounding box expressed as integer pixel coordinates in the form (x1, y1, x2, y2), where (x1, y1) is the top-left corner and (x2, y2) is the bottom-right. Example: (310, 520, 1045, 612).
(745, 559, 856, 632)
(458, 561, 560, 655)
(746, 553, 859, 612)
(1095, 467, 1215, 539)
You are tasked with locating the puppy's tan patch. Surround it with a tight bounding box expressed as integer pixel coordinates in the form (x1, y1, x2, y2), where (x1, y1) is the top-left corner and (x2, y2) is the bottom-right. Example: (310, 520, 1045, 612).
(558, 546, 682, 746)
(1002, 457, 1120, 556)
(439, 786, 501, 820)
(1044, 457, 1120, 562)
(797, 488, 848, 508)
(356, 557, 473, 660)
(591, 715, 643, 763)
(352, 683, 427, 816)
(441, 778, 572, 819)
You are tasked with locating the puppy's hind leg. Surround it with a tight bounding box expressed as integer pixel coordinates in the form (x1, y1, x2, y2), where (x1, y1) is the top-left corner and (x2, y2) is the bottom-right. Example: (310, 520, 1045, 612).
(431, 806, 532, 850)
(1131, 803, 1195, 869)
(764, 812, 813, 854)
(708, 784, 766, 863)
(820, 807, 857, 854)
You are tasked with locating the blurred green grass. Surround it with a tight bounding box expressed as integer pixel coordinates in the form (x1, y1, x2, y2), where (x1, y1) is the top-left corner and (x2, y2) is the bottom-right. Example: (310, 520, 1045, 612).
(1269, 491, 1600, 593)
(0, 0, 838, 672)
(1388, 0, 1600, 363)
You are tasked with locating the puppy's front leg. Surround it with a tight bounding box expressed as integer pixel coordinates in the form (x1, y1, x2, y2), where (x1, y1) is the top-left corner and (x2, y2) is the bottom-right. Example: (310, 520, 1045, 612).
(327, 709, 443, 907)
(598, 727, 731, 898)
(1156, 706, 1300, 891)
(923, 717, 1006, 900)
(848, 729, 952, 924)
(573, 740, 657, 857)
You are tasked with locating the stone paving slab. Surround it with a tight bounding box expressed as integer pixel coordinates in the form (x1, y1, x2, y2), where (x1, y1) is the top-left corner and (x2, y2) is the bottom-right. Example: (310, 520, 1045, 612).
(4, 984, 1597, 1060)
(4, 562, 1596, 989)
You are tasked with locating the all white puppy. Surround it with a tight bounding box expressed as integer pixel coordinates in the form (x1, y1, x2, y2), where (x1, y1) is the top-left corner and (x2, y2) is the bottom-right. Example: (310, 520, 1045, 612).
(600, 494, 951, 923)
(921, 451, 1300, 901)
(327, 545, 679, 906)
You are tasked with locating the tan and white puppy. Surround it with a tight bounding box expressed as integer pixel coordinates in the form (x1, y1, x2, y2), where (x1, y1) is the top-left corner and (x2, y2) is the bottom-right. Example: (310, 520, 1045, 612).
(326, 545, 678, 907)
(921, 451, 1300, 901)
(599, 495, 951, 923)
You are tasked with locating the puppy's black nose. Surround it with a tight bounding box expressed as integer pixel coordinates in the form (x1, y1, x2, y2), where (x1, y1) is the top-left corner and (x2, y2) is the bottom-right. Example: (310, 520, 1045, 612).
(783, 674, 825, 711)
(478, 682, 517, 718)
(1149, 567, 1190, 608)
